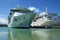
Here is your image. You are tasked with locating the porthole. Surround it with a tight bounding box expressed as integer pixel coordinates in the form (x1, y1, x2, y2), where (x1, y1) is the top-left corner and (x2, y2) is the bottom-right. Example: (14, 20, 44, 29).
(20, 23, 23, 25)
(24, 17, 25, 19)
(14, 19, 17, 21)
(36, 18, 38, 19)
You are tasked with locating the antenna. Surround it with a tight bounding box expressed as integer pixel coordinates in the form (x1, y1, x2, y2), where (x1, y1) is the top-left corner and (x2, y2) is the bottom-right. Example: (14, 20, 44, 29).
(46, 6, 47, 12)
(16, 5, 20, 8)
(45, 6, 48, 15)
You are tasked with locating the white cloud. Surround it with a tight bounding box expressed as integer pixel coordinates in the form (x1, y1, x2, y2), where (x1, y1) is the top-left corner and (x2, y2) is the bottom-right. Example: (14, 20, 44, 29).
(0, 16, 8, 24)
(28, 6, 40, 13)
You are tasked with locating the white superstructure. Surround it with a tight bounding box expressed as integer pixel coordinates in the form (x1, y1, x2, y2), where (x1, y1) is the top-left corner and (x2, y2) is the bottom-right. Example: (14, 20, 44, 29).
(31, 12, 60, 27)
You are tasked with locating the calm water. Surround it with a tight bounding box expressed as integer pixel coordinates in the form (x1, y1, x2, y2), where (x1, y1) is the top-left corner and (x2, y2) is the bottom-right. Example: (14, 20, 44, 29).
(0, 27, 8, 40)
(0, 27, 60, 40)
(9, 28, 60, 40)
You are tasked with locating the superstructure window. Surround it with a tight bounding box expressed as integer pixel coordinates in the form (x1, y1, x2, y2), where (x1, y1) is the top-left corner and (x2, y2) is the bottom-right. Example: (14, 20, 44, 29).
(47, 16, 52, 20)
(20, 23, 23, 25)
(36, 18, 38, 19)
(45, 15, 47, 17)
(39, 16, 43, 18)
(54, 18, 57, 20)
(33, 20, 36, 22)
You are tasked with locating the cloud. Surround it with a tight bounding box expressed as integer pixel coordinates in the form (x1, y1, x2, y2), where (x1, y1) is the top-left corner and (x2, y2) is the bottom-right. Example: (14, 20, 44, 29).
(0, 16, 8, 24)
(28, 6, 40, 13)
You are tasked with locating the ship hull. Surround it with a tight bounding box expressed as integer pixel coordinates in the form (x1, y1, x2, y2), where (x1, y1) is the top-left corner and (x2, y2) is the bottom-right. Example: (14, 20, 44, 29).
(31, 20, 60, 27)
(41, 20, 60, 26)
(8, 13, 36, 27)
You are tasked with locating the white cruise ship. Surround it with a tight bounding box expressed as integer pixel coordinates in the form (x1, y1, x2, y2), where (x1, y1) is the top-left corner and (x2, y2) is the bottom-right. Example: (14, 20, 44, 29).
(31, 11, 60, 27)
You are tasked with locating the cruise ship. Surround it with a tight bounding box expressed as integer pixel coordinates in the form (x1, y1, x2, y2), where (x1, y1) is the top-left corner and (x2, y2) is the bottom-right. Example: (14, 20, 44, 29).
(31, 11, 60, 28)
(8, 6, 36, 27)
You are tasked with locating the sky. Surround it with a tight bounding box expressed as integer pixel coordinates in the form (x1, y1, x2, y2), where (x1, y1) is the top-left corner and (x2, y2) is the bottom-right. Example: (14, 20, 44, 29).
(0, 0, 60, 24)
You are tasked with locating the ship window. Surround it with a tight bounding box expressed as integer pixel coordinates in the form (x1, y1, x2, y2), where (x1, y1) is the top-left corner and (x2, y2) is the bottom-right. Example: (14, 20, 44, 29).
(54, 18, 57, 20)
(47, 16, 52, 20)
(36, 18, 38, 19)
(14, 19, 17, 21)
(10, 13, 12, 15)
(8, 18, 10, 20)
(33, 20, 36, 22)
(24, 17, 25, 19)
(20, 23, 23, 25)
(39, 16, 43, 18)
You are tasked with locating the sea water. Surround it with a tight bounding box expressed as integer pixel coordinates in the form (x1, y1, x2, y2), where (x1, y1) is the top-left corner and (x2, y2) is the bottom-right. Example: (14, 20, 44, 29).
(9, 28, 60, 40)
(0, 27, 60, 40)
(0, 27, 8, 40)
